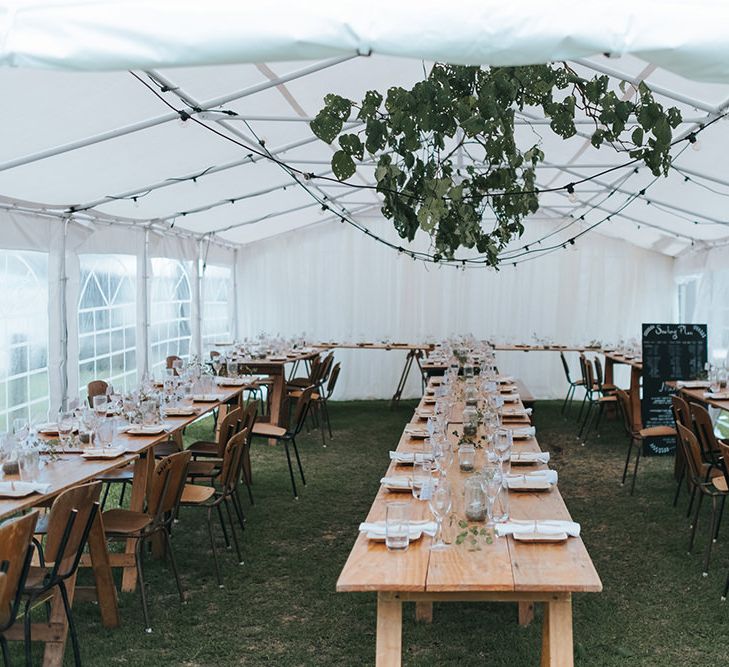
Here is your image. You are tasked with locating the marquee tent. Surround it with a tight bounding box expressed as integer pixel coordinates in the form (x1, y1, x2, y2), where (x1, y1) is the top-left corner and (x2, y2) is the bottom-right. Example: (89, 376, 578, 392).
(0, 1, 728, 419)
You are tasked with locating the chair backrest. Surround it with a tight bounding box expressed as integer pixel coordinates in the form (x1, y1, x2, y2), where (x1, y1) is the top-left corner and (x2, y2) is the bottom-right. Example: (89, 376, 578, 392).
(559, 352, 572, 383)
(87, 380, 108, 407)
(717, 440, 729, 494)
(584, 358, 595, 392)
(147, 451, 191, 521)
(594, 357, 604, 388)
(326, 362, 341, 398)
(289, 386, 315, 437)
(670, 395, 692, 430)
(0, 511, 38, 630)
(690, 402, 722, 466)
(305, 355, 321, 382)
(166, 355, 182, 369)
(578, 354, 588, 387)
(316, 353, 335, 387)
(219, 428, 249, 494)
(45, 482, 101, 580)
(241, 401, 258, 436)
(210, 350, 220, 360)
(616, 388, 634, 435)
(216, 406, 244, 457)
(677, 423, 708, 485)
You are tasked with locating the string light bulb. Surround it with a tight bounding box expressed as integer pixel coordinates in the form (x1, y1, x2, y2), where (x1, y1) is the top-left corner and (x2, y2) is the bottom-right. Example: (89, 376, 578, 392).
(566, 183, 578, 203)
(688, 133, 701, 151)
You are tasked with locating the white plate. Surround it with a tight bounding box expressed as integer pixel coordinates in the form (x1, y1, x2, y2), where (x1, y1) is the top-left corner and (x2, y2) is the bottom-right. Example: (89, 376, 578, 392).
(507, 478, 555, 492)
(0, 482, 48, 498)
(404, 428, 429, 439)
(164, 408, 197, 417)
(126, 426, 166, 436)
(513, 531, 568, 543)
(191, 394, 219, 402)
(367, 529, 423, 542)
(81, 447, 127, 459)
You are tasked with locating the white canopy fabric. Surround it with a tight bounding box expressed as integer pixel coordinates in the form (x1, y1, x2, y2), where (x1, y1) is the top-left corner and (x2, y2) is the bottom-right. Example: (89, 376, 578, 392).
(0, 3, 727, 403)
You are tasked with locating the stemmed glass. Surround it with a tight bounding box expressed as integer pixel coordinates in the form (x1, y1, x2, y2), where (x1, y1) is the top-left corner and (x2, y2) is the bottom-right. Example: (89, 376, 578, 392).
(482, 464, 503, 527)
(212, 355, 223, 376)
(92, 395, 108, 421)
(96, 418, 116, 449)
(494, 428, 513, 472)
(428, 478, 453, 551)
(411, 459, 433, 501)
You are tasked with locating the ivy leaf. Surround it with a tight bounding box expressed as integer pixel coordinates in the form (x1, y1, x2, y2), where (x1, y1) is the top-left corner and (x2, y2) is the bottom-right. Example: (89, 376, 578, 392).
(338, 133, 364, 160)
(331, 150, 356, 180)
(631, 127, 644, 146)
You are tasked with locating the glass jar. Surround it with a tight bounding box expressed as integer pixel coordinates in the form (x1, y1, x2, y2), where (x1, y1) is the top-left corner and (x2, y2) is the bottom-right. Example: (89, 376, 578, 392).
(458, 443, 476, 472)
(462, 406, 478, 437)
(464, 475, 486, 522)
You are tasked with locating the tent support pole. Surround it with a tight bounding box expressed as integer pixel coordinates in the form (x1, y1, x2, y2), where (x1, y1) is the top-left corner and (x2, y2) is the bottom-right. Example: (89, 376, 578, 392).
(142, 229, 150, 378)
(58, 218, 69, 411)
(232, 248, 239, 343)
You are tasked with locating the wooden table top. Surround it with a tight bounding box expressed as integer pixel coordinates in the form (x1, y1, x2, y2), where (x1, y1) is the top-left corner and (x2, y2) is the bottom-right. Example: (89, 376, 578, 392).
(314, 342, 435, 351)
(675, 386, 729, 411)
(225, 350, 320, 367)
(0, 385, 243, 521)
(336, 380, 602, 595)
(603, 351, 643, 370)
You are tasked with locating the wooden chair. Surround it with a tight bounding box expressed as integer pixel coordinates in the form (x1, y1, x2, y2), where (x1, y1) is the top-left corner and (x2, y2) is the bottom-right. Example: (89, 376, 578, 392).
(252, 386, 314, 499)
(559, 351, 584, 414)
(616, 388, 676, 494)
(102, 451, 191, 632)
(690, 403, 726, 475)
(86, 380, 108, 407)
(23, 483, 101, 667)
(0, 511, 39, 665)
(676, 425, 727, 576)
(671, 394, 694, 508)
(286, 354, 324, 392)
(580, 359, 618, 439)
(289, 362, 341, 447)
(187, 407, 243, 460)
(180, 428, 249, 586)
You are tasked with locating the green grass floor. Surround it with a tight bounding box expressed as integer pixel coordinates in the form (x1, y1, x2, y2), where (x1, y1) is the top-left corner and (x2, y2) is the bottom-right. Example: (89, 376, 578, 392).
(10, 400, 729, 665)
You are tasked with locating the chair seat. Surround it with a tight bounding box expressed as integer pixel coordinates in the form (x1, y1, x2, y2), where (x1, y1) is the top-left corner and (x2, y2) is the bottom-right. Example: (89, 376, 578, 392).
(573, 379, 585, 386)
(187, 441, 219, 457)
(24, 566, 56, 594)
(102, 509, 153, 535)
(188, 460, 220, 478)
(154, 440, 181, 457)
(287, 378, 310, 389)
(252, 423, 287, 438)
(639, 425, 677, 438)
(713, 476, 728, 492)
(288, 389, 320, 401)
(180, 483, 216, 504)
(597, 395, 618, 403)
(96, 466, 134, 482)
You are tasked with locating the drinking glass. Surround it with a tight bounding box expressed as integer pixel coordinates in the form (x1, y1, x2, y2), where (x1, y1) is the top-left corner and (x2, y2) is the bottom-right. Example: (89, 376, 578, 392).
(12, 418, 29, 441)
(428, 478, 453, 551)
(494, 428, 513, 469)
(492, 483, 510, 523)
(385, 502, 409, 551)
(411, 459, 433, 501)
(458, 443, 476, 472)
(18, 446, 41, 482)
(482, 464, 503, 527)
(92, 395, 108, 419)
(57, 410, 75, 448)
(141, 400, 159, 426)
(96, 418, 115, 448)
(212, 355, 223, 376)
(172, 359, 184, 375)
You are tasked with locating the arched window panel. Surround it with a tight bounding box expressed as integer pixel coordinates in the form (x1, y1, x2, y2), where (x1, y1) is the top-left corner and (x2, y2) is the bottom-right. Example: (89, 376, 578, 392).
(202, 264, 233, 350)
(78, 254, 137, 396)
(150, 258, 192, 375)
(0, 250, 49, 430)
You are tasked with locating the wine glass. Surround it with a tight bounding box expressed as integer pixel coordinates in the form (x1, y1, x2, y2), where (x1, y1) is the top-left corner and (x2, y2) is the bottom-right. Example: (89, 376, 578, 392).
(212, 355, 223, 376)
(96, 418, 115, 449)
(57, 410, 75, 448)
(411, 459, 433, 501)
(92, 395, 108, 420)
(481, 464, 503, 527)
(428, 478, 453, 551)
(494, 428, 513, 471)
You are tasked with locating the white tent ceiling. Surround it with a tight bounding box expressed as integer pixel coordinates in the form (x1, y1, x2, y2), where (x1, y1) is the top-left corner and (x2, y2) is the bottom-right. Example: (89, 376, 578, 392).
(1, 4, 729, 259)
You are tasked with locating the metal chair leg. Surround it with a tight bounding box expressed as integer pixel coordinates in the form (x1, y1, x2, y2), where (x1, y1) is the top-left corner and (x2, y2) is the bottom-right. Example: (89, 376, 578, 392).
(715, 495, 726, 542)
(291, 437, 306, 484)
(630, 441, 642, 495)
(673, 466, 686, 507)
(215, 504, 230, 548)
(135, 539, 152, 633)
(322, 399, 333, 438)
(0, 634, 10, 667)
(163, 530, 185, 602)
(687, 484, 697, 518)
(622, 438, 635, 485)
(224, 498, 243, 565)
(689, 493, 705, 551)
(119, 481, 128, 507)
(58, 580, 82, 667)
(319, 404, 327, 448)
(23, 597, 33, 666)
(206, 507, 223, 588)
(283, 441, 299, 499)
(704, 495, 719, 575)
(232, 488, 247, 530)
(100, 483, 112, 511)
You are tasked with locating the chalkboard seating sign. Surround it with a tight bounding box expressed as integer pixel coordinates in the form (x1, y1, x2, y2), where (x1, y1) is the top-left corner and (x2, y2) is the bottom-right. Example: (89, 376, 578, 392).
(642, 323, 707, 455)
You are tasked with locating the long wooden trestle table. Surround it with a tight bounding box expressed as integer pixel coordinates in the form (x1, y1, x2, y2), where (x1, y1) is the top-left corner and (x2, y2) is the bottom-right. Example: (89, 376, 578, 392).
(337, 377, 601, 666)
(0, 383, 245, 666)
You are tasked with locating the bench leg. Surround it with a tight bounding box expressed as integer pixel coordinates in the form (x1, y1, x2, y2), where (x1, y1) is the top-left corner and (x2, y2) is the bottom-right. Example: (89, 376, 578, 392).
(415, 601, 433, 623)
(376, 592, 402, 667)
(518, 601, 535, 626)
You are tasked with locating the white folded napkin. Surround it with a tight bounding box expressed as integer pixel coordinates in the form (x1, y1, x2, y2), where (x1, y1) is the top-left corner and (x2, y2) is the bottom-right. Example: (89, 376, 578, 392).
(359, 520, 438, 538)
(510, 426, 536, 439)
(677, 380, 711, 389)
(503, 407, 532, 417)
(0, 481, 51, 497)
(389, 451, 433, 464)
(497, 375, 514, 383)
(705, 391, 729, 400)
(511, 452, 550, 464)
(495, 519, 580, 538)
(380, 476, 412, 489)
(404, 426, 429, 438)
(506, 470, 559, 484)
(502, 393, 520, 403)
(215, 377, 249, 386)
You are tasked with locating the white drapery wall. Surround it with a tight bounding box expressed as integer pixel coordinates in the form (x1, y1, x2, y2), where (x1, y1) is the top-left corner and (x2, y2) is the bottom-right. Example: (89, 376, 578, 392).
(0, 208, 236, 417)
(675, 245, 729, 360)
(236, 220, 676, 399)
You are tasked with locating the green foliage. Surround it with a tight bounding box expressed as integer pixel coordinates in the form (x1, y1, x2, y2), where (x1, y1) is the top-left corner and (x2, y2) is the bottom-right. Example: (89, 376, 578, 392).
(310, 63, 683, 265)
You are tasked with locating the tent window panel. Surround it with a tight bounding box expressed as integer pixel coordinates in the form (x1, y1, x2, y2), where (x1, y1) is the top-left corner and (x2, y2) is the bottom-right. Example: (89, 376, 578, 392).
(202, 265, 233, 349)
(78, 254, 137, 396)
(150, 258, 192, 375)
(0, 250, 49, 431)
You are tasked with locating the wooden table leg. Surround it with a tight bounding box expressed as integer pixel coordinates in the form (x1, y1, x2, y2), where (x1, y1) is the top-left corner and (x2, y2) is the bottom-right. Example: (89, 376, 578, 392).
(268, 368, 285, 427)
(415, 601, 432, 623)
(540, 594, 573, 667)
(42, 571, 77, 667)
(518, 601, 535, 626)
(630, 366, 642, 431)
(376, 592, 402, 667)
(87, 512, 119, 628)
(604, 356, 615, 386)
(121, 452, 154, 592)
